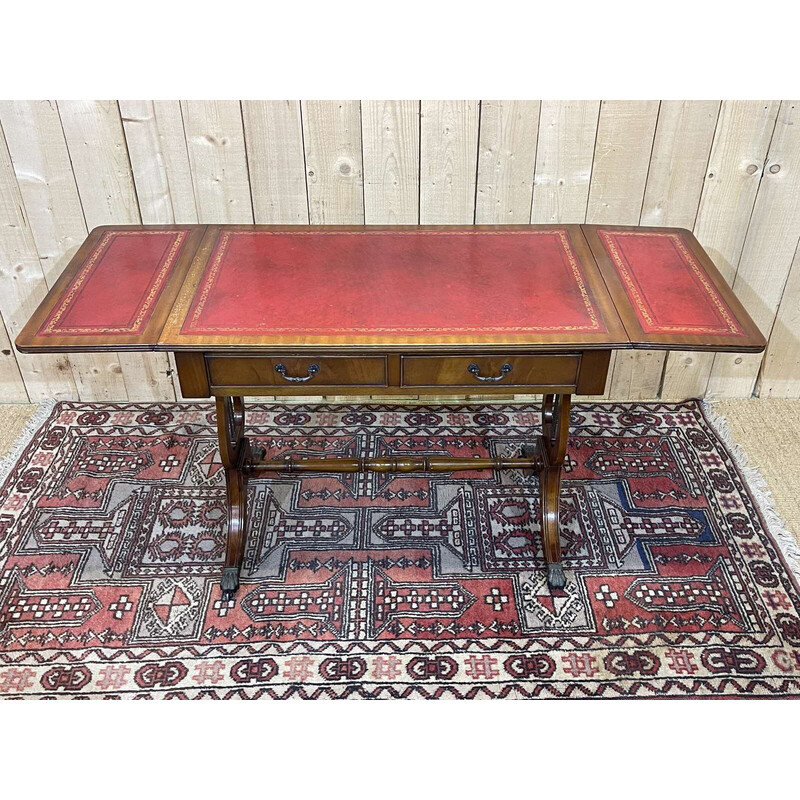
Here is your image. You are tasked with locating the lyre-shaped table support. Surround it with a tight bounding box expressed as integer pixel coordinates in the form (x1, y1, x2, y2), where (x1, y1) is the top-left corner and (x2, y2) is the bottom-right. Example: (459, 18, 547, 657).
(215, 394, 571, 599)
(538, 393, 571, 589)
(216, 396, 252, 601)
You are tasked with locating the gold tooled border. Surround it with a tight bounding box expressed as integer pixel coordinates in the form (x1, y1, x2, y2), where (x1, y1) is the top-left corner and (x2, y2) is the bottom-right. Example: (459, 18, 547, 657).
(182, 229, 603, 335)
(39, 231, 188, 336)
(598, 230, 743, 335)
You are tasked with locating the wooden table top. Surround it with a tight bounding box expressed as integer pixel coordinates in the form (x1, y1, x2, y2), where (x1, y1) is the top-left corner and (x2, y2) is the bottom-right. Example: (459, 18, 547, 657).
(16, 224, 766, 354)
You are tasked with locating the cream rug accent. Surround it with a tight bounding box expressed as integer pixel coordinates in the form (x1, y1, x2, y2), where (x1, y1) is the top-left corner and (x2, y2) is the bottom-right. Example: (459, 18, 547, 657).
(0, 404, 38, 461)
(712, 399, 800, 548)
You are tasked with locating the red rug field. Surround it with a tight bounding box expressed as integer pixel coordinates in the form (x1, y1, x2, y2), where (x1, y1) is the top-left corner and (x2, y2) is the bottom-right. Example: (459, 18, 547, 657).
(1, 400, 799, 698)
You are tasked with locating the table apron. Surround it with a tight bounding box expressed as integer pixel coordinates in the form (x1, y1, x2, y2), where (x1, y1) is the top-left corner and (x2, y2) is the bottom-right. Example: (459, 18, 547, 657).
(174, 349, 612, 398)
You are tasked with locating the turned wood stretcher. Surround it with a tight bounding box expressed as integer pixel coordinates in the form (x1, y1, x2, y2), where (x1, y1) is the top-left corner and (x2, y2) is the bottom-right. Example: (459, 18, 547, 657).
(16, 224, 766, 598)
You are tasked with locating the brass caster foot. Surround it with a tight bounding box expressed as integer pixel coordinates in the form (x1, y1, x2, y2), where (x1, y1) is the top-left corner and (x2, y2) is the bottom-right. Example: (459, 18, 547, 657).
(547, 563, 566, 590)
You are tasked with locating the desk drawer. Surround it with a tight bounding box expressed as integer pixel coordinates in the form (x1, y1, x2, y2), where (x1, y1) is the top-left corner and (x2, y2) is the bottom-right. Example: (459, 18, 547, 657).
(401, 354, 580, 389)
(207, 355, 387, 389)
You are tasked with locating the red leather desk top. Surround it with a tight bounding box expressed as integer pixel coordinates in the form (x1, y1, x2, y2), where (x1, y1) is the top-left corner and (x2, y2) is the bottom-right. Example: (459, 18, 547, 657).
(16, 225, 206, 351)
(582, 225, 763, 351)
(39, 230, 188, 337)
(598, 230, 742, 334)
(173, 227, 622, 347)
(16, 224, 766, 354)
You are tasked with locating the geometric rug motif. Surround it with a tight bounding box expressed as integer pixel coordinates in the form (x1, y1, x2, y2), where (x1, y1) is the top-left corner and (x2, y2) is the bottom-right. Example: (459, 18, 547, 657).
(0, 400, 799, 698)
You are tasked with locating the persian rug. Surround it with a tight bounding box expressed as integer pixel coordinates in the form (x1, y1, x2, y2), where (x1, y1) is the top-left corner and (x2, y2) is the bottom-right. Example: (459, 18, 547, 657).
(1, 399, 799, 699)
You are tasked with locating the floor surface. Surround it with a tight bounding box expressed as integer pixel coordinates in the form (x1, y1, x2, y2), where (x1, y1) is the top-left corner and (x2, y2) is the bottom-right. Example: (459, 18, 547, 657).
(1, 399, 798, 545)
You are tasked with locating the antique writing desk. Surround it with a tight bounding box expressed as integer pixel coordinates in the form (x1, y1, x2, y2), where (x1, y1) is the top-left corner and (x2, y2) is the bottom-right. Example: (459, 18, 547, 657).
(16, 225, 766, 598)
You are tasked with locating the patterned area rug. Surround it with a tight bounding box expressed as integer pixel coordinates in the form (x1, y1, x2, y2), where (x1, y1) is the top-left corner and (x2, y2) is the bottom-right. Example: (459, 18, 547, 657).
(1, 400, 799, 699)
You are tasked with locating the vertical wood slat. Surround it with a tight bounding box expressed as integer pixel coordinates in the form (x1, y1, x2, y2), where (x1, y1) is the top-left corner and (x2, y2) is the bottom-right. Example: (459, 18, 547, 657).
(0, 286, 29, 402)
(181, 100, 253, 225)
(302, 101, 364, 225)
(360, 101, 420, 402)
(238, 103, 304, 403)
(586, 101, 660, 225)
(640, 101, 721, 228)
(530, 100, 600, 224)
(361, 100, 419, 225)
(447, 100, 540, 403)
(0, 102, 88, 287)
(0, 101, 128, 403)
(660, 101, 781, 399)
(241, 101, 308, 224)
(56, 99, 144, 405)
(58, 101, 141, 224)
(475, 101, 539, 223)
(120, 100, 198, 225)
(759, 238, 800, 397)
(420, 101, 479, 225)
(616, 100, 721, 400)
(301, 100, 366, 403)
(58, 100, 174, 402)
(585, 100, 660, 399)
(0, 111, 78, 401)
(707, 100, 800, 398)
(120, 100, 198, 399)
(183, 101, 264, 405)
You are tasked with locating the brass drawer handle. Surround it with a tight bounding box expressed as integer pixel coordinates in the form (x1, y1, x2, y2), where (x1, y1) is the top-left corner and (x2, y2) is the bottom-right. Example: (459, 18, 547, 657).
(467, 362, 512, 382)
(275, 363, 320, 383)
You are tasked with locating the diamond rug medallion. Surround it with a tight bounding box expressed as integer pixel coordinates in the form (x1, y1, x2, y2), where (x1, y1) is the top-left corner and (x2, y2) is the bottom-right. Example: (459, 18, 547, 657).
(1, 400, 799, 699)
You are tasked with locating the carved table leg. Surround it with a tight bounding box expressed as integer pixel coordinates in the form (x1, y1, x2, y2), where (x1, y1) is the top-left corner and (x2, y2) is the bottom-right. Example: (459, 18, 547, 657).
(216, 396, 251, 600)
(539, 393, 571, 590)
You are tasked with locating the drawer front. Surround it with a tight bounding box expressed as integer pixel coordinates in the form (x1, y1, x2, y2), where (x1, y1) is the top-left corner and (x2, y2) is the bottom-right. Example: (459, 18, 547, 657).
(207, 355, 387, 389)
(401, 354, 580, 388)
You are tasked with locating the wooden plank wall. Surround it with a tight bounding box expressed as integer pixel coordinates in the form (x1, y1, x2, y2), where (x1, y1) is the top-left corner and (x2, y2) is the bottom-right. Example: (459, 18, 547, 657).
(0, 100, 798, 403)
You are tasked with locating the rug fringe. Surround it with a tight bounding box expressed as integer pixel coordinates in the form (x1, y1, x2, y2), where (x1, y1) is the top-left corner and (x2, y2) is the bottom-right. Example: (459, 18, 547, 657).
(0, 401, 55, 490)
(702, 399, 800, 585)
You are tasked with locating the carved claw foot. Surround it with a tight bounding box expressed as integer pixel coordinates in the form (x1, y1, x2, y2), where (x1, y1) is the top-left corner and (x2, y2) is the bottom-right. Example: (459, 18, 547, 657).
(221, 566, 240, 601)
(547, 563, 566, 590)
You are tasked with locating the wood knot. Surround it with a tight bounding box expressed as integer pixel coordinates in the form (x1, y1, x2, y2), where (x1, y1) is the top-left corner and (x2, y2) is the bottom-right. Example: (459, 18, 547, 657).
(334, 156, 354, 177)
